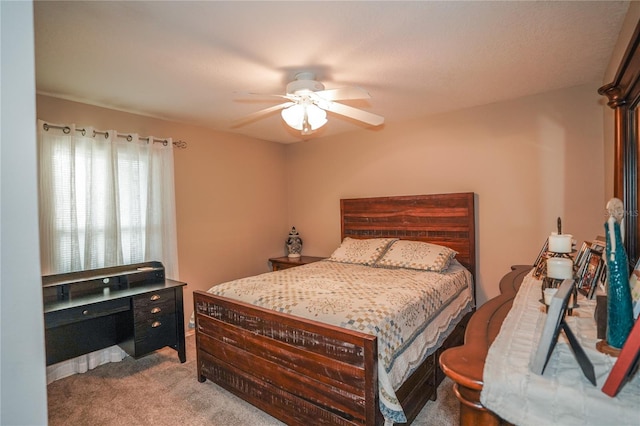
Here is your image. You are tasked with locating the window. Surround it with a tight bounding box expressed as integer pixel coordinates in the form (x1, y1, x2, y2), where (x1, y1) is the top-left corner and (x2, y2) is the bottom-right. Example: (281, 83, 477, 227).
(38, 122, 178, 278)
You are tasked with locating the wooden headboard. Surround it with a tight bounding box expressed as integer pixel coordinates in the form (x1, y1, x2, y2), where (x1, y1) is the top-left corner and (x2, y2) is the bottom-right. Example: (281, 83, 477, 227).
(340, 192, 476, 279)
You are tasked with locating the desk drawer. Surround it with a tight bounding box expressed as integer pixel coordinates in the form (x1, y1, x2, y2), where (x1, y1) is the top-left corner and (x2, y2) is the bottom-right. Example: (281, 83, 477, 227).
(132, 289, 177, 357)
(133, 289, 176, 318)
(134, 313, 177, 355)
(45, 298, 130, 329)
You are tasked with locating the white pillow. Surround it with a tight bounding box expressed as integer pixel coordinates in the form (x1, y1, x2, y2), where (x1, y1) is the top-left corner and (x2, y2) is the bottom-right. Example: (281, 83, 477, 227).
(326, 237, 397, 266)
(374, 240, 457, 272)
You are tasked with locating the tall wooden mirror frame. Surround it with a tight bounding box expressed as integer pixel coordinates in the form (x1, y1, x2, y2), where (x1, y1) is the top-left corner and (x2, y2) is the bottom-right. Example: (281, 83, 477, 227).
(598, 20, 640, 271)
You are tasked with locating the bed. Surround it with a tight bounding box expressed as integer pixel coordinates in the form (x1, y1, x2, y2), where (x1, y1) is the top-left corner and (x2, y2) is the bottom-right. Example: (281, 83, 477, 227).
(193, 192, 476, 425)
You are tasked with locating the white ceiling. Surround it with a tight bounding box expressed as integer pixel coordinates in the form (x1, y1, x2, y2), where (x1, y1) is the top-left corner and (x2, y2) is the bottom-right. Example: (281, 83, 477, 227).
(34, 1, 630, 144)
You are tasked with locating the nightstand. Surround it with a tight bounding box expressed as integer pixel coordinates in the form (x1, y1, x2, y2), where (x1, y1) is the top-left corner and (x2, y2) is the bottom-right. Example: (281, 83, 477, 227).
(269, 256, 325, 271)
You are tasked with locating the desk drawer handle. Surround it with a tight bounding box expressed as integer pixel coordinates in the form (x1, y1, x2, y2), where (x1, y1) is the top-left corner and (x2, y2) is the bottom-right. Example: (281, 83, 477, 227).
(150, 307, 161, 314)
(150, 294, 161, 301)
(82, 310, 89, 315)
(151, 321, 162, 328)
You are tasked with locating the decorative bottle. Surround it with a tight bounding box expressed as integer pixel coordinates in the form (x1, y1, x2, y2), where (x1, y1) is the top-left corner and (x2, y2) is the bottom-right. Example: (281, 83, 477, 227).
(286, 227, 302, 258)
(604, 198, 634, 349)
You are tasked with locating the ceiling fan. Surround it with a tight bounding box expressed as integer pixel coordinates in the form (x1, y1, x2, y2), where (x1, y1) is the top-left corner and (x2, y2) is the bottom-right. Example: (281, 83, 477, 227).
(236, 72, 384, 135)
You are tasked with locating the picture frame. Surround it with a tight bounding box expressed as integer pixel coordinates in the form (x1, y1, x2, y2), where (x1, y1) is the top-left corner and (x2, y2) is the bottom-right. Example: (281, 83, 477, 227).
(575, 247, 592, 283)
(599, 265, 608, 294)
(631, 258, 640, 319)
(602, 318, 640, 397)
(591, 239, 605, 254)
(574, 241, 590, 270)
(577, 248, 605, 299)
(531, 279, 596, 385)
(531, 279, 573, 375)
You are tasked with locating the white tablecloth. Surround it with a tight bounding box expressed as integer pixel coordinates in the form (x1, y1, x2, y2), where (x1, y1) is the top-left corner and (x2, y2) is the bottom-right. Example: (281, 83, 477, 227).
(480, 271, 640, 426)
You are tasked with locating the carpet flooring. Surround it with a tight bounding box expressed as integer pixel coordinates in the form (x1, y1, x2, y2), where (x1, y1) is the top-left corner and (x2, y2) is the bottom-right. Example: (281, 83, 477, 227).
(47, 334, 459, 425)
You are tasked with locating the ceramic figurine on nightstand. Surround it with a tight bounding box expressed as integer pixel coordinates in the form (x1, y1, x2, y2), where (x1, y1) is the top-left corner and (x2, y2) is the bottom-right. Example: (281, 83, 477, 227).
(286, 227, 302, 258)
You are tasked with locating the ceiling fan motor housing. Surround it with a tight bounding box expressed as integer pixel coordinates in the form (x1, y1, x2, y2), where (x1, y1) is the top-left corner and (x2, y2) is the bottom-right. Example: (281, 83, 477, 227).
(286, 73, 325, 95)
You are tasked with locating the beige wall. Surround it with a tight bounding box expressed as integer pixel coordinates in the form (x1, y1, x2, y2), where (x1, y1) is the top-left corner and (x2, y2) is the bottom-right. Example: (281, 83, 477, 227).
(36, 95, 289, 329)
(37, 82, 606, 314)
(285, 84, 606, 305)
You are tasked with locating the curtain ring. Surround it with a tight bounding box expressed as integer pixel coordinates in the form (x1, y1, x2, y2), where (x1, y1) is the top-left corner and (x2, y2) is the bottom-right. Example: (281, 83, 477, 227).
(43, 123, 50, 131)
(92, 130, 97, 137)
(104, 131, 109, 139)
(63, 126, 71, 134)
(126, 135, 133, 142)
(80, 128, 86, 136)
(163, 140, 168, 146)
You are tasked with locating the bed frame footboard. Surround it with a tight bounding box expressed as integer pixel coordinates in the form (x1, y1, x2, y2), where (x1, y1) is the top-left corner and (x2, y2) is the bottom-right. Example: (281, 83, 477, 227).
(194, 291, 381, 425)
(195, 290, 472, 425)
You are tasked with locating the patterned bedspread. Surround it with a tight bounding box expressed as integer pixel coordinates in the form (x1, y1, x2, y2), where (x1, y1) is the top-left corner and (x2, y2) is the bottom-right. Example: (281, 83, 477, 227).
(206, 259, 474, 424)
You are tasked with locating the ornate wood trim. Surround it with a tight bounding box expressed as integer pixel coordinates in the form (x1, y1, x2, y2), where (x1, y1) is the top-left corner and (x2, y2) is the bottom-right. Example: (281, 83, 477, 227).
(598, 20, 640, 270)
(439, 265, 530, 426)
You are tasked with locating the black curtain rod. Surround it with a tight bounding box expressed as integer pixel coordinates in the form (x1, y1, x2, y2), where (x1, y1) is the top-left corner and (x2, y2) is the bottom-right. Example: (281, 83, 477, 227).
(42, 123, 187, 149)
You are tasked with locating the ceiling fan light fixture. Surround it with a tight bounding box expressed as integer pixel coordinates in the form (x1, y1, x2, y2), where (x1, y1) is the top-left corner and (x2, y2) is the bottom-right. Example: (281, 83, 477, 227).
(281, 103, 327, 134)
(237, 72, 383, 136)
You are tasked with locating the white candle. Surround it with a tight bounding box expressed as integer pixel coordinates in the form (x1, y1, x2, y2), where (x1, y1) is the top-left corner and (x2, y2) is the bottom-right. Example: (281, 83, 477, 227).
(547, 257, 573, 279)
(543, 288, 558, 305)
(548, 233, 572, 253)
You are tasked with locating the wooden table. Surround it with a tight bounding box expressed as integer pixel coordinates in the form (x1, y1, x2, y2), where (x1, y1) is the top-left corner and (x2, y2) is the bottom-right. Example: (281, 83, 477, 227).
(439, 265, 531, 425)
(268, 255, 325, 271)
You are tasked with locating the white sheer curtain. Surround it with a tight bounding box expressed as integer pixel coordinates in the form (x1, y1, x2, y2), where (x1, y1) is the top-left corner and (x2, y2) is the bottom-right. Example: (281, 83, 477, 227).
(38, 120, 179, 382)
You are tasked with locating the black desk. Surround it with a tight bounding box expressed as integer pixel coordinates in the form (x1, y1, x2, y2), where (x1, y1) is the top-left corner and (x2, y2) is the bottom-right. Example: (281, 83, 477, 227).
(43, 262, 186, 366)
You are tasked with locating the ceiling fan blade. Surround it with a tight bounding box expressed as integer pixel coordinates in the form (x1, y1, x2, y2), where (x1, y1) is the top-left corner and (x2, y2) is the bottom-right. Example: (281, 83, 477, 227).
(314, 86, 371, 101)
(324, 102, 384, 126)
(232, 102, 295, 127)
(234, 91, 296, 101)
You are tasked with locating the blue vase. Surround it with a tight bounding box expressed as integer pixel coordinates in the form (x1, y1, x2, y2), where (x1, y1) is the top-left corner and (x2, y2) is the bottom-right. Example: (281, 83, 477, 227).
(605, 220, 634, 349)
